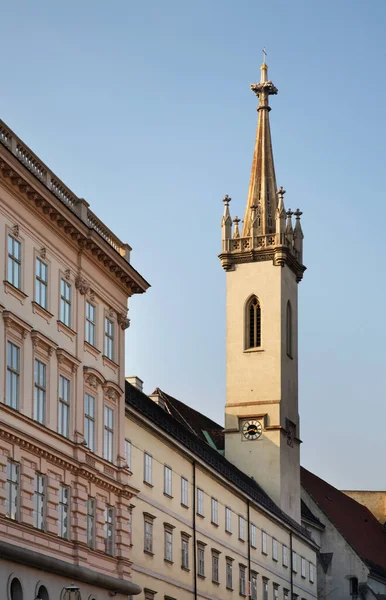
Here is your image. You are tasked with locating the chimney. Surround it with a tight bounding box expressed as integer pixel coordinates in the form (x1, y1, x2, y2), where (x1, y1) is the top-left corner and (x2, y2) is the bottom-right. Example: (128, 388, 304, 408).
(126, 376, 144, 392)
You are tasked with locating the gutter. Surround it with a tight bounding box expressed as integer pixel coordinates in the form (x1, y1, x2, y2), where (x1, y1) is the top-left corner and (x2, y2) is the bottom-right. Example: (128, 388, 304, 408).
(290, 531, 294, 599)
(193, 460, 198, 600)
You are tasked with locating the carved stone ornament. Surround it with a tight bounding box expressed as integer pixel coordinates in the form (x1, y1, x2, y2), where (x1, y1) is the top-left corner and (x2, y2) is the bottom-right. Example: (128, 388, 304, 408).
(117, 312, 130, 330)
(75, 274, 89, 295)
(105, 388, 119, 402)
(108, 308, 114, 318)
(89, 289, 96, 302)
(64, 269, 71, 280)
(39, 247, 47, 259)
(12, 224, 19, 237)
(85, 374, 98, 389)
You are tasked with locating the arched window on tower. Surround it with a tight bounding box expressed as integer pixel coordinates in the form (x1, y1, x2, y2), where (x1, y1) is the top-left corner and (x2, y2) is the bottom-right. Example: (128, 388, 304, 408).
(286, 301, 292, 357)
(246, 296, 261, 349)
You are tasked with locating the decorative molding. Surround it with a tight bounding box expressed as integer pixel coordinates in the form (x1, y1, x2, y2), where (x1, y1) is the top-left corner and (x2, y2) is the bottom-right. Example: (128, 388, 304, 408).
(56, 347, 81, 372)
(2, 309, 32, 339)
(57, 319, 77, 342)
(11, 224, 19, 237)
(3, 281, 28, 305)
(117, 312, 130, 330)
(31, 301, 54, 324)
(89, 289, 96, 302)
(31, 329, 58, 357)
(39, 247, 47, 259)
(64, 268, 71, 280)
(108, 308, 114, 318)
(75, 274, 89, 295)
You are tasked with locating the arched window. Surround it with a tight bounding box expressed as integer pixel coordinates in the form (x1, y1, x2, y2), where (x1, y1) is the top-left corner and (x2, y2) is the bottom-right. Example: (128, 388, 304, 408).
(246, 296, 261, 349)
(10, 578, 23, 600)
(36, 585, 49, 600)
(286, 301, 292, 357)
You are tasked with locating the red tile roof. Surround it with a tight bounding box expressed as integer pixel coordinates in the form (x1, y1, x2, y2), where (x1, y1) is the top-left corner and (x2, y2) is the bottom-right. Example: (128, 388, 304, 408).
(301, 467, 386, 575)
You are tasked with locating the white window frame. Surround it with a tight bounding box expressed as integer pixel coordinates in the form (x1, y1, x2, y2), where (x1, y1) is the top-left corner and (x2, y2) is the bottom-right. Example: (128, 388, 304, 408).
(34, 473, 46, 531)
(105, 506, 115, 556)
(84, 393, 96, 452)
(144, 453, 152, 485)
(6, 461, 19, 520)
(250, 523, 257, 548)
(212, 551, 219, 583)
(85, 301, 96, 346)
(301, 557, 306, 578)
(58, 375, 71, 438)
(103, 405, 114, 462)
(272, 537, 278, 561)
(7, 234, 21, 289)
(164, 527, 173, 562)
(181, 535, 189, 569)
(164, 465, 172, 496)
(87, 497, 95, 549)
(238, 515, 246, 541)
(226, 558, 233, 590)
(144, 516, 154, 553)
(58, 485, 70, 539)
(35, 257, 48, 309)
(261, 530, 268, 554)
(181, 477, 189, 507)
(211, 497, 218, 525)
(309, 562, 315, 583)
(225, 506, 232, 533)
(34, 359, 46, 424)
(60, 278, 72, 327)
(251, 572, 258, 600)
(197, 488, 204, 516)
(283, 544, 289, 567)
(292, 551, 297, 573)
(263, 578, 269, 600)
(239, 565, 246, 596)
(104, 316, 114, 360)
(197, 543, 205, 577)
(6, 341, 20, 410)
(273, 584, 279, 600)
(125, 439, 132, 471)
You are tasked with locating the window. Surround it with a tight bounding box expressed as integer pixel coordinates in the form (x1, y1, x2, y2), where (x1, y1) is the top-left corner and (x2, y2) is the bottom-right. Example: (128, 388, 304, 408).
(212, 551, 219, 583)
(87, 497, 95, 549)
(238, 515, 245, 541)
(34, 359, 46, 424)
(273, 584, 279, 600)
(36, 585, 49, 600)
(198, 543, 205, 577)
(226, 558, 233, 589)
(225, 507, 232, 533)
(164, 527, 173, 562)
(105, 506, 115, 555)
(197, 488, 204, 516)
(239, 565, 246, 596)
(164, 466, 172, 496)
(250, 523, 257, 548)
(58, 375, 70, 438)
(35, 257, 48, 308)
(6, 342, 20, 410)
(262, 531, 268, 554)
(263, 578, 269, 600)
(10, 577, 23, 600)
(251, 573, 258, 600)
(181, 535, 189, 569)
(272, 537, 278, 561)
(144, 592, 155, 600)
(309, 562, 314, 583)
(144, 516, 153, 553)
(104, 317, 114, 360)
(58, 485, 70, 539)
(282, 544, 289, 567)
(286, 301, 292, 357)
(247, 296, 261, 349)
(85, 301, 96, 346)
(181, 477, 189, 507)
(284, 590, 290, 600)
(104, 405, 114, 462)
(211, 498, 218, 525)
(34, 474, 46, 530)
(60, 278, 72, 326)
(84, 393, 95, 452)
(350, 577, 359, 598)
(292, 551, 297, 572)
(125, 439, 132, 471)
(7, 234, 21, 289)
(301, 557, 306, 578)
(144, 453, 152, 484)
(6, 461, 19, 520)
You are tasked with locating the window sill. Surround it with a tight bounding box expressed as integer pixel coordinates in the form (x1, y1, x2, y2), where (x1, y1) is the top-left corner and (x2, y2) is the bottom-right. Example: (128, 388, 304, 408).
(239, 593, 247, 598)
(262, 551, 268, 556)
(181, 566, 190, 572)
(211, 521, 219, 527)
(164, 559, 174, 565)
(212, 581, 220, 586)
(143, 481, 154, 488)
(196, 513, 205, 519)
(4, 281, 28, 305)
(181, 503, 189, 509)
(273, 557, 278, 562)
(32, 301, 53, 323)
(225, 530, 232, 536)
(197, 574, 205, 580)
(164, 492, 173, 499)
(283, 564, 288, 569)
(143, 550, 154, 556)
(238, 537, 245, 543)
(57, 320, 77, 341)
(102, 354, 119, 372)
(84, 341, 101, 359)
(244, 347, 264, 353)
(226, 587, 233, 592)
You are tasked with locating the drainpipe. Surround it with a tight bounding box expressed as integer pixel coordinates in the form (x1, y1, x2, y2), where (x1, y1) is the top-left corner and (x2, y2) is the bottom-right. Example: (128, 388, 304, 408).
(193, 461, 198, 600)
(290, 531, 294, 600)
(247, 499, 251, 599)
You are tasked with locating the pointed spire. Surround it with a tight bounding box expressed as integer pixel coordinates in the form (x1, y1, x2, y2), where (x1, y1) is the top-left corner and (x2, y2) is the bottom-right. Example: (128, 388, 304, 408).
(242, 59, 278, 237)
(233, 216, 240, 239)
(276, 186, 286, 235)
(221, 194, 233, 250)
(293, 208, 304, 262)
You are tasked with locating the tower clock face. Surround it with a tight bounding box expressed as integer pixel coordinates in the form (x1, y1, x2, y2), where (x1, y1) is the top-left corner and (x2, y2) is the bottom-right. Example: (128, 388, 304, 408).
(242, 420, 262, 440)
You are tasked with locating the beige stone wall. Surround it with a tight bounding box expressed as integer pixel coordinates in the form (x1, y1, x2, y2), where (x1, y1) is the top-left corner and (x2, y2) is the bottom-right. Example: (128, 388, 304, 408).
(126, 408, 317, 599)
(342, 491, 386, 524)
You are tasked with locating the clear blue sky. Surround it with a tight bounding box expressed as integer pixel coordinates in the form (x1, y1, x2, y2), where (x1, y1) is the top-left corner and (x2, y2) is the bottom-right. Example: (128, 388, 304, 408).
(2, 0, 386, 490)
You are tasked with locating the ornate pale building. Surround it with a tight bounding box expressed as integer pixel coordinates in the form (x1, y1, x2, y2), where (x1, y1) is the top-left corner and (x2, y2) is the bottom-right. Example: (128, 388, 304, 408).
(0, 119, 149, 599)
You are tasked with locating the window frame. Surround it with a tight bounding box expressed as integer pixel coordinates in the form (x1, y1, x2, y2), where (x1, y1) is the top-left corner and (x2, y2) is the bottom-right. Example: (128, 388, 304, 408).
(197, 488, 204, 516)
(5, 460, 19, 521)
(34, 358, 47, 424)
(125, 439, 132, 471)
(6, 340, 20, 410)
(164, 465, 173, 497)
(144, 452, 153, 485)
(261, 530, 268, 555)
(34, 473, 46, 531)
(197, 543, 205, 577)
(272, 537, 278, 561)
(105, 506, 115, 556)
(238, 515, 246, 541)
(84, 392, 96, 452)
(226, 557, 233, 590)
(164, 526, 173, 562)
(246, 295, 262, 349)
(282, 544, 289, 567)
(309, 562, 315, 583)
(85, 300, 97, 347)
(35, 256, 48, 310)
(144, 516, 154, 554)
(181, 534, 190, 570)
(301, 556, 306, 578)
(211, 497, 218, 525)
(87, 497, 96, 549)
(104, 316, 115, 361)
(239, 564, 246, 596)
(292, 551, 297, 573)
(225, 506, 232, 533)
(58, 484, 70, 540)
(58, 374, 71, 438)
(212, 550, 220, 584)
(103, 405, 114, 462)
(60, 277, 72, 327)
(181, 476, 189, 507)
(250, 523, 257, 548)
(251, 572, 258, 600)
(7, 233, 22, 290)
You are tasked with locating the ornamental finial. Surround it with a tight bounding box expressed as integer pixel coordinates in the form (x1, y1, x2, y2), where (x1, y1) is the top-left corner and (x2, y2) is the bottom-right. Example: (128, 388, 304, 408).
(223, 194, 231, 206)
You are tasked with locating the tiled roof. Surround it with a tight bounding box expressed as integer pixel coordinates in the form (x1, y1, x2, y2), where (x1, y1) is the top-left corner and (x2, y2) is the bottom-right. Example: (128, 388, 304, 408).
(301, 467, 386, 577)
(126, 382, 309, 538)
(301, 499, 324, 529)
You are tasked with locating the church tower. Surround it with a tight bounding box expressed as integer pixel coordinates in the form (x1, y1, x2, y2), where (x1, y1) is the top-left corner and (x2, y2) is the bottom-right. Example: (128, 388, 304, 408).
(219, 60, 305, 522)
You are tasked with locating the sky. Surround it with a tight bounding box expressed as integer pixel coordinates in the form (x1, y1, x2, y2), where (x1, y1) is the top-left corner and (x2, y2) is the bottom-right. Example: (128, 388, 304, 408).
(1, 0, 386, 490)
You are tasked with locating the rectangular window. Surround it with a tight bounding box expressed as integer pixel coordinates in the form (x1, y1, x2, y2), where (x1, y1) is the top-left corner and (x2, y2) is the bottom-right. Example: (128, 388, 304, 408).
(164, 465, 172, 496)
(198, 544, 205, 577)
(105, 506, 114, 555)
(284, 590, 290, 600)
(263, 578, 268, 600)
(251, 573, 258, 600)
(35, 257, 48, 309)
(197, 488, 204, 516)
(58, 375, 70, 438)
(58, 485, 70, 539)
(238, 515, 246, 541)
(104, 405, 114, 462)
(85, 301, 96, 346)
(273, 585, 279, 600)
(104, 317, 114, 360)
(309, 562, 314, 583)
(87, 497, 95, 549)
(301, 557, 306, 578)
(283, 544, 289, 567)
(7, 234, 21, 289)
(225, 506, 232, 533)
(34, 474, 46, 530)
(34, 359, 46, 424)
(181, 477, 189, 507)
(164, 527, 173, 562)
(262, 531, 268, 554)
(272, 537, 278, 561)
(125, 439, 132, 471)
(292, 551, 297, 573)
(239, 565, 246, 596)
(60, 278, 72, 327)
(144, 517, 153, 553)
(226, 558, 233, 589)
(84, 393, 95, 452)
(250, 523, 257, 548)
(6, 341, 20, 410)
(212, 551, 219, 583)
(181, 536, 189, 569)
(211, 498, 218, 525)
(6, 461, 19, 520)
(144, 453, 152, 484)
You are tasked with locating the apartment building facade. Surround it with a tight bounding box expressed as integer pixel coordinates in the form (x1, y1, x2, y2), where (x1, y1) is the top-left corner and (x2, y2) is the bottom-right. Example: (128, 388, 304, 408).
(0, 119, 149, 599)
